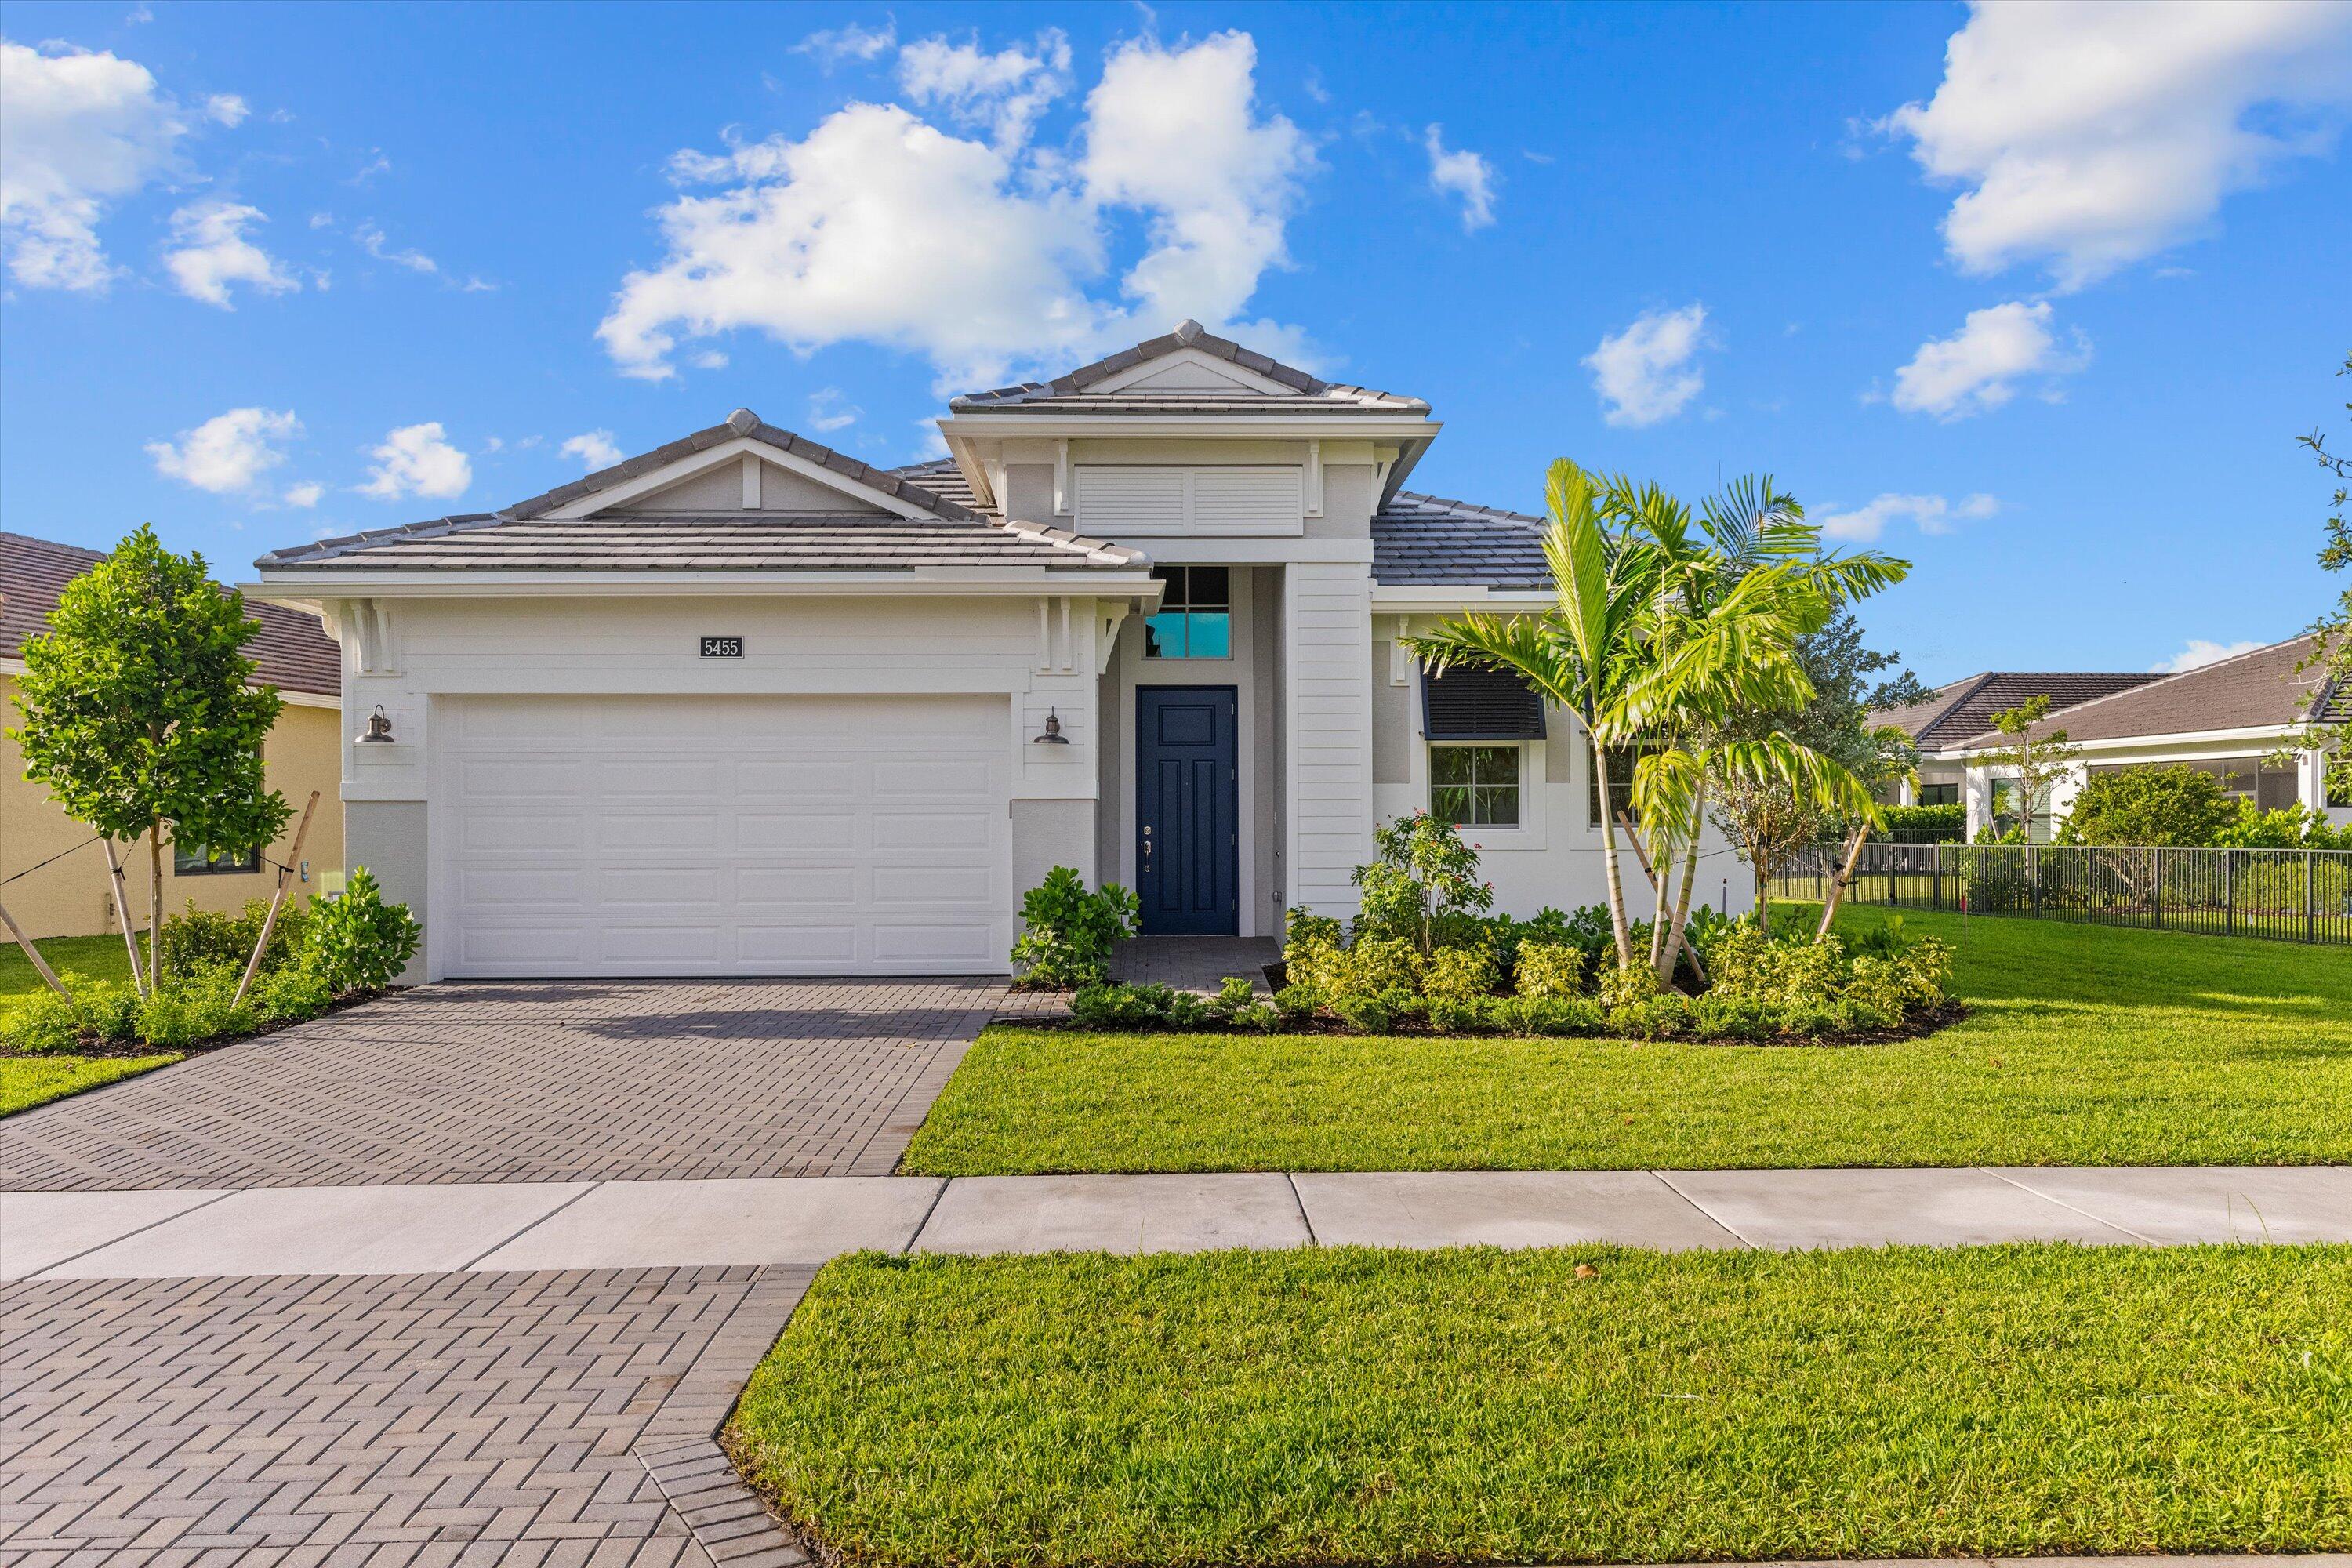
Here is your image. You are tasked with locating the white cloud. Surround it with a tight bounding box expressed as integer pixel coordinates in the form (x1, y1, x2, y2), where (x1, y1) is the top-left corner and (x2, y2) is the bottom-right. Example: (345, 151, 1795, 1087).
(599, 32, 1313, 390)
(793, 20, 896, 68)
(898, 29, 1070, 151)
(1080, 32, 1313, 339)
(1423, 124, 1497, 230)
(0, 40, 187, 291)
(282, 479, 323, 507)
(1817, 492, 1999, 543)
(204, 92, 248, 127)
(1884, 2, 2352, 289)
(806, 387, 859, 432)
(145, 407, 300, 494)
(1581, 303, 1710, 427)
(353, 219, 437, 274)
(560, 429, 623, 469)
(1891, 299, 2089, 419)
(162, 199, 297, 307)
(359, 422, 470, 501)
(2152, 637, 2261, 673)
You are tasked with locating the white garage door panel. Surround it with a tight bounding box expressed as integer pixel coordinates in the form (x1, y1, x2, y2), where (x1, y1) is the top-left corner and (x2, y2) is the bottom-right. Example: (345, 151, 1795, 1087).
(438, 694, 1011, 977)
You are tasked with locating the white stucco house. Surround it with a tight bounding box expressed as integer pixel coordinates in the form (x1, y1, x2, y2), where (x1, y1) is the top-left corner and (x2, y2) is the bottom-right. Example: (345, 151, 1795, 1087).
(250, 322, 1746, 979)
(1875, 637, 2349, 840)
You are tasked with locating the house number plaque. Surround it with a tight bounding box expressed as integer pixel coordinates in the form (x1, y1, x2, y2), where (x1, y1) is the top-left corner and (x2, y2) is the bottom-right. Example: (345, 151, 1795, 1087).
(699, 636, 743, 658)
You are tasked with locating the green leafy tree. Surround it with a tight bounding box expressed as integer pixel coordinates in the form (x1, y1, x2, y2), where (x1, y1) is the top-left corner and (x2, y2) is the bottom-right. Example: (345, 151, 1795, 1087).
(6, 527, 291, 993)
(2292, 349, 2350, 801)
(2056, 764, 2235, 846)
(1979, 695, 2084, 840)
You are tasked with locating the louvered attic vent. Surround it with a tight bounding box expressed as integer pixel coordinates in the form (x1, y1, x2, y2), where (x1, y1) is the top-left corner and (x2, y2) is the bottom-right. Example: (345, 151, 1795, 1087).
(1421, 664, 1547, 741)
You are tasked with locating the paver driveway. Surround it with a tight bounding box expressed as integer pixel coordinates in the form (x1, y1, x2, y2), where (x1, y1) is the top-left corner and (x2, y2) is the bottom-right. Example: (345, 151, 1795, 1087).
(0, 979, 997, 1190)
(0, 978, 999, 1565)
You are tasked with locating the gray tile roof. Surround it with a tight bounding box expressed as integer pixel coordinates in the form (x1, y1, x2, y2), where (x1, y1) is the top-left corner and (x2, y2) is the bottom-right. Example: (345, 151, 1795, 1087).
(949, 320, 1428, 413)
(4, 532, 339, 695)
(1370, 493, 1552, 589)
(1944, 636, 2338, 750)
(259, 414, 1146, 575)
(1871, 671, 2164, 750)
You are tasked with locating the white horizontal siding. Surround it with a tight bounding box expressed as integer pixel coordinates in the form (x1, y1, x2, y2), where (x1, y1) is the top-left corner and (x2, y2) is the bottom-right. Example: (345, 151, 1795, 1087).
(1283, 561, 1373, 915)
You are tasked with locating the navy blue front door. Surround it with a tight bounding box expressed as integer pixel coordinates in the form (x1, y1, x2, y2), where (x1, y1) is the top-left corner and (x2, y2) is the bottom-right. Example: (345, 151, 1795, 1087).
(1137, 686, 1239, 935)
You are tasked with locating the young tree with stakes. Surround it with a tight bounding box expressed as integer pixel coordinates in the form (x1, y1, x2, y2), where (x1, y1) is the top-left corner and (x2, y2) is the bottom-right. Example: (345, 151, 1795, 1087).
(7, 527, 292, 996)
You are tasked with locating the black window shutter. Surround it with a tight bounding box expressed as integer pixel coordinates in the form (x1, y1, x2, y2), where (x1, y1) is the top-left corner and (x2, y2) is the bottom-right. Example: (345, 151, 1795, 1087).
(1421, 665, 1547, 741)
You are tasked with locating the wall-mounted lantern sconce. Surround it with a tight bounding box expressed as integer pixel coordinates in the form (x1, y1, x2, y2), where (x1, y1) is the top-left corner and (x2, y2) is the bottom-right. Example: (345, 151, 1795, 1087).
(358, 704, 395, 744)
(1033, 707, 1070, 745)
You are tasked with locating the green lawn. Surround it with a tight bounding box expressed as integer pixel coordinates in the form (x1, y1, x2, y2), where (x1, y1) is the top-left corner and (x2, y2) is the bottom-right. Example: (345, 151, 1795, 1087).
(904, 909, 2352, 1174)
(730, 1243, 2352, 1566)
(0, 1051, 180, 1116)
(2, 932, 173, 1116)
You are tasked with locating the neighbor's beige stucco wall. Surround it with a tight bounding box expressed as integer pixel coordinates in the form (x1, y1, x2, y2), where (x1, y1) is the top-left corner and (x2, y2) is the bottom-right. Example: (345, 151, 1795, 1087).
(1, 673, 345, 940)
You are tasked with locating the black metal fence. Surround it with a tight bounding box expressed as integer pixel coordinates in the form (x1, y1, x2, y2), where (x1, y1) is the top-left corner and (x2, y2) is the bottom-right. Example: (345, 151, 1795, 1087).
(1773, 841, 2352, 946)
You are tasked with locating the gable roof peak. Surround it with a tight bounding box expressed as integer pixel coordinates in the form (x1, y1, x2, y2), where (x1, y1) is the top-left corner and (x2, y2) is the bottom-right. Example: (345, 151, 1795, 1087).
(725, 407, 760, 434)
(1172, 318, 1207, 343)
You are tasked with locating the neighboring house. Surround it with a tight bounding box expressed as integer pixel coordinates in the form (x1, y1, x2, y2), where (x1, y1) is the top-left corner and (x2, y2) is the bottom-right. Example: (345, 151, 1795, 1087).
(1877, 637, 2347, 840)
(1873, 670, 2163, 811)
(248, 321, 1748, 981)
(2, 532, 344, 940)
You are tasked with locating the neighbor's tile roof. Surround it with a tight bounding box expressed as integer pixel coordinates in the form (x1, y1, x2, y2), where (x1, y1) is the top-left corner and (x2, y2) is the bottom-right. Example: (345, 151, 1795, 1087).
(259, 412, 1146, 574)
(950, 320, 1428, 413)
(2, 532, 339, 696)
(1875, 670, 2165, 750)
(1947, 635, 2337, 750)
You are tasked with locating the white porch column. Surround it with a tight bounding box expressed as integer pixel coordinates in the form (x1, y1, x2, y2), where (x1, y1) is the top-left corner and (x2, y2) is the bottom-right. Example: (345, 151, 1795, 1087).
(1283, 561, 1374, 916)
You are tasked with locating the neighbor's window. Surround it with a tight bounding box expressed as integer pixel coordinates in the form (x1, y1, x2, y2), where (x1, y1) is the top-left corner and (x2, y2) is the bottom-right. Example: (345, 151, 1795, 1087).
(1918, 782, 1959, 806)
(1989, 777, 2023, 835)
(1143, 566, 1231, 659)
(2332, 754, 2351, 809)
(175, 842, 260, 876)
(1432, 744, 1520, 828)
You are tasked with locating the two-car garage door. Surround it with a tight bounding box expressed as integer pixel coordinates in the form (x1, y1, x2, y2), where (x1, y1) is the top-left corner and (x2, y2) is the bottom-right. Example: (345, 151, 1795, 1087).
(435, 695, 1010, 976)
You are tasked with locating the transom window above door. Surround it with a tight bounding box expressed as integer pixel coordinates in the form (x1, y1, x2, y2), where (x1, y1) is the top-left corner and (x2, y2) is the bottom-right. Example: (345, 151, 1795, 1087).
(1432, 744, 1520, 828)
(1144, 566, 1231, 659)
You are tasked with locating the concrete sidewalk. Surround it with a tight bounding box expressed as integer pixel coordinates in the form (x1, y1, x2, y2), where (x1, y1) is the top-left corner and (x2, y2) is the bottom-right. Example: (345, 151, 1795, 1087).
(7, 1164, 2346, 1279)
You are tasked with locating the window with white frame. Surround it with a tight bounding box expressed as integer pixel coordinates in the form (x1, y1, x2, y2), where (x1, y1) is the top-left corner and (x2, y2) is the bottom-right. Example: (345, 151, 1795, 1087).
(1432, 744, 1520, 828)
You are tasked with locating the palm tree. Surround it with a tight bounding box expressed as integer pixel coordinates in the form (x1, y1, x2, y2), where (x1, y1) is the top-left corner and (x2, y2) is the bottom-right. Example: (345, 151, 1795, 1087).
(1615, 477, 1909, 980)
(1410, 462, 1907, 982)
(1406, 459, 1657, 967)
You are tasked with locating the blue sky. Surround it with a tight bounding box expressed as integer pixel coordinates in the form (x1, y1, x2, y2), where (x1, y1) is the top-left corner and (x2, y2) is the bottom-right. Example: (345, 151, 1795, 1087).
(4, 1, 2348, 681)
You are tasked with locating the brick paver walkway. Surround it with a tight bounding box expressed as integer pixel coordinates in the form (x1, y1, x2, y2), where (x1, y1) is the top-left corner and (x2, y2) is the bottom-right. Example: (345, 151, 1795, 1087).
(0, 980, 995, 1192)
(0, 1265, 815, 1566)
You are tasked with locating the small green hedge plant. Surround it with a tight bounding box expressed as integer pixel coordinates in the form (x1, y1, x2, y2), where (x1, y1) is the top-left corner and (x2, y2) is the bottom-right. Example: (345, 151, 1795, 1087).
(2, 868, 420, 1055)
(1011, 866, 1142, 989)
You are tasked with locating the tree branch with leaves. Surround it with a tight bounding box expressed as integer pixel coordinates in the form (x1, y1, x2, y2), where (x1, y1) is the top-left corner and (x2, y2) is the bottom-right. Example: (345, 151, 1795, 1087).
(6, 527, 292, 995)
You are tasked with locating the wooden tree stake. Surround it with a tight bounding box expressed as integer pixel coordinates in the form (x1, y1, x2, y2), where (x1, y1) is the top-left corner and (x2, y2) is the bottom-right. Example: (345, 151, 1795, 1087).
(233, 790, 320, 1009)
(0, 897, 71, 998)
(101, 838, 147, 998)
(1617, 811, 1711, 986)
(1816, 824, 1871, 942)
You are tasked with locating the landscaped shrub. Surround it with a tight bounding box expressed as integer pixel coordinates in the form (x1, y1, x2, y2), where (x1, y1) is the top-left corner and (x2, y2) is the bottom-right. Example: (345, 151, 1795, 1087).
(2058, 765, 2234, 847)
(2214, 802, 2351, 849)
(1351, 811, 1492, 953)
(2, 871, 426, 1056)
(158, 898, 313, 978)
(1512, 941, 1586, 999)
(1421, 944, 1497, 1003)
(1879, 801, 1967, 839)
(1010, 866, 1141, 989)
